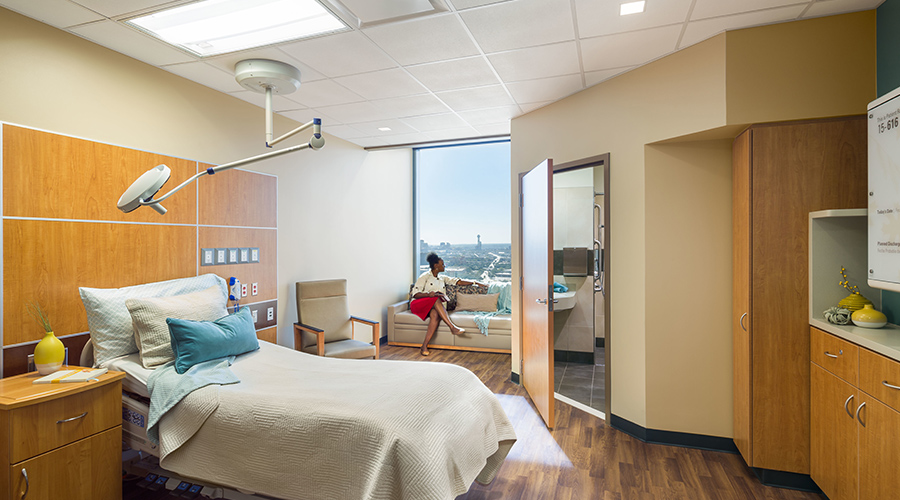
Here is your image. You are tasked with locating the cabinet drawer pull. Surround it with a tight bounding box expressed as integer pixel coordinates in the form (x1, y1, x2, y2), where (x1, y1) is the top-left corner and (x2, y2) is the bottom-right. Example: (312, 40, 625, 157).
(856, 402, 867, 427)
(740, 313, 748, 332)
(844, 394, 855, 419)
(883, 380, 900, 391)
(824, 349, 842, 358)
(56, 411, 87, 424)
(21, 468, 28, 499)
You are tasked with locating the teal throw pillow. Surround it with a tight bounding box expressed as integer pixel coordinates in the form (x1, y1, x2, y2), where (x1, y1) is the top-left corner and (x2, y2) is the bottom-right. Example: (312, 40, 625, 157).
(167, 307, 259, 374)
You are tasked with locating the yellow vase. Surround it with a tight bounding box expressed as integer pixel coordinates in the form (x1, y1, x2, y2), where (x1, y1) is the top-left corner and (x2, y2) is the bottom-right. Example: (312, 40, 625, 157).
(33, 331, 64, 375)
(838, 293, 872, 312)
(851, 304, 888, 329)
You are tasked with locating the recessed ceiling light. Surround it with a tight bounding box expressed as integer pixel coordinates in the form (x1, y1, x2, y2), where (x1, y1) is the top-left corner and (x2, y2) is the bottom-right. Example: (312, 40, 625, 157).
(378, 127, 392, 132)
(126, 0, 348, 58)
(620, 1, 645, 16)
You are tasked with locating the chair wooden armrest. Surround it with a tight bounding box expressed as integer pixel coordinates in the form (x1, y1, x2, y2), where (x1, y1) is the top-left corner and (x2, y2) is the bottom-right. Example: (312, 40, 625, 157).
(294, 322, 325, 356)
(350, 316, 380, 359)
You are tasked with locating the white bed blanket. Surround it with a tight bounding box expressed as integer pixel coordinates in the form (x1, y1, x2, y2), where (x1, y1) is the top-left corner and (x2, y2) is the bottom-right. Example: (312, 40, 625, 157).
(156, 341, 516, 500)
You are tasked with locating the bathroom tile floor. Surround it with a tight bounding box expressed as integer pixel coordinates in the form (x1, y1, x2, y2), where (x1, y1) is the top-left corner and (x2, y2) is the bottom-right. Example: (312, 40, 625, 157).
(554, 345, 605, 413)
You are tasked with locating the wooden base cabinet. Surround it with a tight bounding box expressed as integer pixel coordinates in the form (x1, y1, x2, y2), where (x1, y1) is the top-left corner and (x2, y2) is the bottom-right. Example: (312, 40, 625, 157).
(0, 368, 125, 500)
(810, 327, 900, 499)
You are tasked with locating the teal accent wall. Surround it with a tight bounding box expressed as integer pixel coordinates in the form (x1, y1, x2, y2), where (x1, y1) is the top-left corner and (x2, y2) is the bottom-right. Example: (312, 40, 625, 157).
(879, 0, 900, 318)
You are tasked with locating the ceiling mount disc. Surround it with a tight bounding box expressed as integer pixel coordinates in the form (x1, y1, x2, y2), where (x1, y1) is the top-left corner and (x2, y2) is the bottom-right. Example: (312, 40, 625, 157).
(234, 59, 301, 95)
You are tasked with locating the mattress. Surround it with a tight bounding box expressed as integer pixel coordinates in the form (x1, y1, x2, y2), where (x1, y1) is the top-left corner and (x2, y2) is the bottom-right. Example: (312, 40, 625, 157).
(101, 352, 152, 398)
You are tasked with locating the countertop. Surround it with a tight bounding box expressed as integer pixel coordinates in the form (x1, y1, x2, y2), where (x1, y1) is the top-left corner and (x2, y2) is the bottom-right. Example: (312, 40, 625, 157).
(811, 317, 900, 362)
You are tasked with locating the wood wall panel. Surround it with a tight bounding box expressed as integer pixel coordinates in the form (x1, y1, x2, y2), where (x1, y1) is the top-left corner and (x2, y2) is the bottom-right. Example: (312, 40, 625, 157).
(2, 125, 197, 224)
(198, 226, 277, 302)
(198, 164, 276, 228)
(4, 219, 196, 346)
(257, 327, 277, 344)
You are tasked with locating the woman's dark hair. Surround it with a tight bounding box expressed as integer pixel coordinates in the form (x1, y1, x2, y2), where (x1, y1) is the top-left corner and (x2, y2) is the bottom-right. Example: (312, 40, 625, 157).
(427, 252, 441, 270)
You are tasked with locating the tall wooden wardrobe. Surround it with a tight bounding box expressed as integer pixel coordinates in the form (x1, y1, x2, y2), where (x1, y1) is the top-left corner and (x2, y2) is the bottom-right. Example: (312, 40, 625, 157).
(733, 116, 868, 481)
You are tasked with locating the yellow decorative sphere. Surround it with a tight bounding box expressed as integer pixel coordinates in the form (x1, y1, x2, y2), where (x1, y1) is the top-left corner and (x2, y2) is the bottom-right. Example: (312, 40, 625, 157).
(838, 293, 872, 312)
(851, 304, 887, 329)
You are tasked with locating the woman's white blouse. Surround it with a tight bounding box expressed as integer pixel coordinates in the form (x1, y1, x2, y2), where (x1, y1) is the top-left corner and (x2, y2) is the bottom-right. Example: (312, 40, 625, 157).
(411, 271, 460, 297)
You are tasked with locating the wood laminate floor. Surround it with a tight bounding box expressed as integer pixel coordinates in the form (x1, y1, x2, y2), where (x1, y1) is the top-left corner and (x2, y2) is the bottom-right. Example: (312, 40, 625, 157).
(124, 344, 824, 500)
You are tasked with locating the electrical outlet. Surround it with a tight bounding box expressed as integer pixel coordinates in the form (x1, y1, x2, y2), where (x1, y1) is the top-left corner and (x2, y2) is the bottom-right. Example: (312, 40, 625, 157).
(266, 307, 274, 321)
(27, 354, 34, 372)
(241, 283, 248, 297)
(251, 309, 258, 323)
(251, 283, 258, 296)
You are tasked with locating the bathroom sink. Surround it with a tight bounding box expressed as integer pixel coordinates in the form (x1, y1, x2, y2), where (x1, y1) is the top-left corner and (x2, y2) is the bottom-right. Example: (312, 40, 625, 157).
(554, 291, 577, 311)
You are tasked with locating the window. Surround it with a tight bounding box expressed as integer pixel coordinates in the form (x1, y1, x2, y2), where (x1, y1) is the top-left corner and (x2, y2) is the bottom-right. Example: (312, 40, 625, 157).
(414, 140, 511, 282)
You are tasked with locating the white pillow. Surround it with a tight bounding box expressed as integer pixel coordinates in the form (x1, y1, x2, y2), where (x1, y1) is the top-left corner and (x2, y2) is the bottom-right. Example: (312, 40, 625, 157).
(456, 293, 499, 312)
(126, 286, 228, 369)
(79, 274, 227, 366)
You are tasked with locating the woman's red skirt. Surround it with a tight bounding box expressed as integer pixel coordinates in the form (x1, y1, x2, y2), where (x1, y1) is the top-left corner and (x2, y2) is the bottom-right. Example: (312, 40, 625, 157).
(409, 297, 440, 320)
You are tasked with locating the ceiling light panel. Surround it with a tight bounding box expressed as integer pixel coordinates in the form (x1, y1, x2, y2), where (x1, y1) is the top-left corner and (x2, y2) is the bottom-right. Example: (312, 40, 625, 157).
(576, 0, 691, 38)
(70, 20, 196, 66)
(126, 0, 349, 57)
(620, 1, 645, 16)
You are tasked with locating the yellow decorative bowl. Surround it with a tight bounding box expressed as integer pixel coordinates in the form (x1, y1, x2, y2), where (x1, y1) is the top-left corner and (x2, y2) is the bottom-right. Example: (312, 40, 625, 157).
(838, 293, 872, 312)
(851, 304, 887, 329)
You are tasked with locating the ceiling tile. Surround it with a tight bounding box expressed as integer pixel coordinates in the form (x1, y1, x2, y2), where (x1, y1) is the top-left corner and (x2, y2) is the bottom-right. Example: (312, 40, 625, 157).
(338, 0, 446, 25)
(585, 66, 637, 87)
(474, 122, 511, 136)
(363, 13, 479, 65)
(0, 0, 102, 28)
(279, 31, 397, 78)
(405, 56, 499, 92)
(461, 0, 575, 53)
(691, 0, 808, 21)
(280, 108, 342, 126)
(373, 132, 432, 145)
(69, 19, 196, 65)
(353, 137, 390, 148)
(506, 74, 583, 104)
(203, 48, 326, 84)
(488, 41, 580, 83)
(449, 0, 509, 10)
(227, 90, 307, 112)
(324, 124, 369, 139)
(425, 126, 480, 141)
(371, 94, 452, 118)
(350, 119, 418, 136)
(802, 0, 884, 18)
(580, 24, 681, 72)
(161, 61, 244, 93)
(681, 5, 807, 48)
(284, 79, 365, 107)
(314, 101, 396, 123)
(458, 105, 520, 125)
(436, 85, 515, 111)
(334, 68, 428, 100)
(70, 0, 175, 18)
(401, 113, 469, 132)
(519, 101, 553, 113)
(575, 0, 692, 38)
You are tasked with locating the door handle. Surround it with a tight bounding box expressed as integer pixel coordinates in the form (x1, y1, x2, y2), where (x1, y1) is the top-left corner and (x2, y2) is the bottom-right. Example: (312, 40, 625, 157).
(20, 468, 28, 499)
(856, 402, 866, 427)
(739, 313, 748, 331)
(536, 298, 547, 304)
(845, 394, 855, 419)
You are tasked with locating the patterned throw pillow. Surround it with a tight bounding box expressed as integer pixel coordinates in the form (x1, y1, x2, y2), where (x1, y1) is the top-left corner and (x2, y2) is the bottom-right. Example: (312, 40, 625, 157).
(448, 283, 486, 311)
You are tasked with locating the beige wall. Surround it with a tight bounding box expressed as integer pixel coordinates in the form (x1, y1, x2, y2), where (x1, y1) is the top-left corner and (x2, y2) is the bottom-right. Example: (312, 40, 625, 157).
(0, 8, 413, 347)
(510, 11, 875, 433)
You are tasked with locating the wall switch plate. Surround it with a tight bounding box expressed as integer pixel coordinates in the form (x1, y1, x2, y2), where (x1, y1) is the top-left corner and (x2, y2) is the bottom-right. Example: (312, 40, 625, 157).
(201, 248, 214, 266)
(267, 307, 274, 321)
(27, 354, 34, 372)
(251, 283, 258, 296)
(250, 248, 260, 263)
(241, 283, 247, 297)
(239, 248, 250, 264)
(215, 248, 228, 265)
(227, 248, 239, 264)
(251, 309, 258, 323)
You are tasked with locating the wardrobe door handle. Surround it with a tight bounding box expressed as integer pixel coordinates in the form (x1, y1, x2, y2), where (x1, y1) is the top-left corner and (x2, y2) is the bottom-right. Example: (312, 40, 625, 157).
(883, 380, 900, 391)
(21, 468, 28, 499)
(739, 313, 748, 332)
(856, 402, 867, 427)
(844, 394, 855, 419)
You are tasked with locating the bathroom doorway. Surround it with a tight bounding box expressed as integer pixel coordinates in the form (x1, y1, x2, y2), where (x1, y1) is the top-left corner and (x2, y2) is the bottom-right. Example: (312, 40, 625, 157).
(551, 155, 610, 419)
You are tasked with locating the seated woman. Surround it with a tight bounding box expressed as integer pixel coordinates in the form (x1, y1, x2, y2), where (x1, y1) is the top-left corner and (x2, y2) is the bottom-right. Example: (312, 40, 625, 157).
(411, 252, 487, 356)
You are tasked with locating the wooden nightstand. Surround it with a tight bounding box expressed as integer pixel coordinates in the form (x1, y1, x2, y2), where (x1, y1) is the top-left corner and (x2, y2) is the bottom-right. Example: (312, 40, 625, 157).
(0, 367, 125, 500)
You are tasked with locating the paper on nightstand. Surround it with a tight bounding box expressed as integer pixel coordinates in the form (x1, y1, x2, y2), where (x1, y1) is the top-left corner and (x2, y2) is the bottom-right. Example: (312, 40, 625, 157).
(32, 367, 107, 384)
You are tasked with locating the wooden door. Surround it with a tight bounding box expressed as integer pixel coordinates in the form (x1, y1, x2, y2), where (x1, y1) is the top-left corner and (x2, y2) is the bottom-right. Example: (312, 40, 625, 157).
(858, 393, 900, 500)
(810, 364, 857, 500)
(522, 159, 554, 428)
(732, 129, 752, 463)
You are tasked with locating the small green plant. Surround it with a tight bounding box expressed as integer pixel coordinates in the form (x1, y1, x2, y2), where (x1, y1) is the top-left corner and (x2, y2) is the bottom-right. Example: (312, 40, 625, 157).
(26, 302, 53, 333)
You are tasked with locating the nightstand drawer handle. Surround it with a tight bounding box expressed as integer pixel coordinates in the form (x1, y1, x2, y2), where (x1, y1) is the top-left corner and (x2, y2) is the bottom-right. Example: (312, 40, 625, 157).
(21, 468, 28, 499)
(824, 350, 842, 358)
(883, 380, 900, 391)
(57, 412, 87, 424)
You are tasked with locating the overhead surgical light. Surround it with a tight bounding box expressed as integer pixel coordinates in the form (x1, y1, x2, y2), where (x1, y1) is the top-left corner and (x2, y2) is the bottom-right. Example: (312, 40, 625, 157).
(118, 59, 323, 214)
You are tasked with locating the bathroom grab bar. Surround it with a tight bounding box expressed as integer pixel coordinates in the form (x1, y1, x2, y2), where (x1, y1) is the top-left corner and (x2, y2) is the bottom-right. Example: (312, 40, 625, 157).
(593, 239, 604, 295)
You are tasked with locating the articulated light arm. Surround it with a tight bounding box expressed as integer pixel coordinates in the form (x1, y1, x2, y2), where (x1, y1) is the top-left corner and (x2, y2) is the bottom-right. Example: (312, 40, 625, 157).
(117, 119, 324, 215)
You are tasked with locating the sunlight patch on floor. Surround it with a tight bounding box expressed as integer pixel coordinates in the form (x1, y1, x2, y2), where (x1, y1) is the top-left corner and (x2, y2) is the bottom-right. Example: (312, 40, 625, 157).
(492, 394, 574, 469)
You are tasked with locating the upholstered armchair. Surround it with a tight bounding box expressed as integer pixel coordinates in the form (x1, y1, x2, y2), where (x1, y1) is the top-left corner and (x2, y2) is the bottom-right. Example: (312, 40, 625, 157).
(294, 279, 379, 359)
